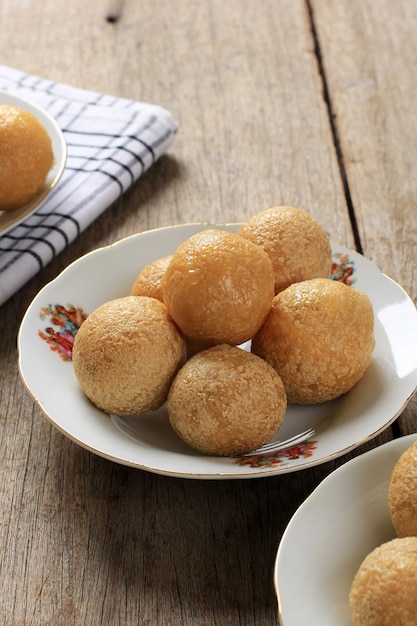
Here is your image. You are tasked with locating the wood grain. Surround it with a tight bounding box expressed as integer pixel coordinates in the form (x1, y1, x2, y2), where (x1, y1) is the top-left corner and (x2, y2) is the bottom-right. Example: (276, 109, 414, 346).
(0, 0, 415, 624)
(311, 0, 417, 290)
(310, 0, 417, 434)
(0, 0, 353, 243)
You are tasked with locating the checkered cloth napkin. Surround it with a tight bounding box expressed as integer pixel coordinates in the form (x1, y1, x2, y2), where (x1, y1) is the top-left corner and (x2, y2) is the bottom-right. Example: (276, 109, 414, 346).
(0, 65, 178, 306)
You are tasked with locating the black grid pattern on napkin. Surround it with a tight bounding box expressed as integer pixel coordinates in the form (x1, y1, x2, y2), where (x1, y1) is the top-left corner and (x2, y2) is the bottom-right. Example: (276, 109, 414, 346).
(0, 66, 177, 305)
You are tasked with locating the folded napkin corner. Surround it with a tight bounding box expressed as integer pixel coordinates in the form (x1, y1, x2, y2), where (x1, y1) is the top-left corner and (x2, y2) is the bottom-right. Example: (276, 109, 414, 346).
(0, 65, 178, 307)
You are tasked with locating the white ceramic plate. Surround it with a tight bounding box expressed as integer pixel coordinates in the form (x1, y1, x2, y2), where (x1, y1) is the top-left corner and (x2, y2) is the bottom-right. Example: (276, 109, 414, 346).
(0, 91, 67, 235)
(274, 433, 417, 625)
(18, 224, 417, 479)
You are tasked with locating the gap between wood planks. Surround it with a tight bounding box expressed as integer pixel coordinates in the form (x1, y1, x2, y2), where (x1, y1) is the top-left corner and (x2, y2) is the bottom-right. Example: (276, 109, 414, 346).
(306, 1, 406, 444)
(305, 0, 363, 255)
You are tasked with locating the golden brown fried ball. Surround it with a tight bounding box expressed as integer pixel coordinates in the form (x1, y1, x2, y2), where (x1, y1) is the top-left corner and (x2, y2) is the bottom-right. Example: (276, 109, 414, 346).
(72, 296, 186, 416)
(130, 255, 209, 357)
(349, 537, 417, 626)
(237, 205, 332, 294)
(167, 344, 287, 456)
(0, 105, 54, 211)
(130, 255, 173, 302)
(162, 228, 274, 346)
(252, 278, 375, 404)
(388, 439, 417, 537)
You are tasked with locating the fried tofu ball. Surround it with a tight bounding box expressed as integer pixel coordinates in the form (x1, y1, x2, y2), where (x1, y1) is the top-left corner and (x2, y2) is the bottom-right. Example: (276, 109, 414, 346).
(167, 344, 287, 456)
(237, 205, 332, 294)
(162, 229, 274, 346)
(72, 296, 186, 416)
(130, 255, 173, 302)
(0, 105, 54, 211)
(388, 439, 417, 537)
(349, 537, 417, 626)
(252, 278, 375, 404)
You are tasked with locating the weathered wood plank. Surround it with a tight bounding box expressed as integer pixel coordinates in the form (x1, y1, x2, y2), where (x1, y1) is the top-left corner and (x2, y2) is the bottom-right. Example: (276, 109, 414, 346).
(0, 0, 353, 244)
(311, 0, 417, 434)
(1, 0, 414, 624)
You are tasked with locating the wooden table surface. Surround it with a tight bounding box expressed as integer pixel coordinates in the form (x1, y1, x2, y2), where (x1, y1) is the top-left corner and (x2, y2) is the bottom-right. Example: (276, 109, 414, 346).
(1, 1, 416, 624)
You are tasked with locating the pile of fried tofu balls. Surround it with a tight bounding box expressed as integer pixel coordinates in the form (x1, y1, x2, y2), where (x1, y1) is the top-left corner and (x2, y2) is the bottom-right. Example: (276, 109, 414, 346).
(72, 206, 375, 457)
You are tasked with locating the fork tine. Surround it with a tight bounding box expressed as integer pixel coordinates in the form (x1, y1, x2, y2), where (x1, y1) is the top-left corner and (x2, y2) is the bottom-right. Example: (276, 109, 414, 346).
(263, 428, 314, 450)
(243, 427, 315, 457)
(256, 428, 314, 451)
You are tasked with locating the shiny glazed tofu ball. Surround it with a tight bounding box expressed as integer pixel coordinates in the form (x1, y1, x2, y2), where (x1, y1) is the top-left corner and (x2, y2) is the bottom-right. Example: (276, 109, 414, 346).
(0, 104, 54, 211)
(162, 228, 275, 346)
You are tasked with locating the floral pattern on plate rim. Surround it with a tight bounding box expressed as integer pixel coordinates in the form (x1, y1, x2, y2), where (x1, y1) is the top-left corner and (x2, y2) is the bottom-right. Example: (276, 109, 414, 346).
(36, 251, 356, 466)
(331, 252, 355, 286)
(235, 440, 319, 467)
(38, 303, 86, 361)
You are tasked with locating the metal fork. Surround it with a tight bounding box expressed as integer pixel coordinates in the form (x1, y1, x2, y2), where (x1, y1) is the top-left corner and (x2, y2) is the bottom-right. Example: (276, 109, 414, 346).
(242, 427, 316, 457)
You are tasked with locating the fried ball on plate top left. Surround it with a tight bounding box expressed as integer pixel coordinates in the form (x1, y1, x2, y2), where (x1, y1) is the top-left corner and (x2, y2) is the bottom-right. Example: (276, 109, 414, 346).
(162, 228, 275, 346)
(72, 296, 186, 416)
(130, 255, 173, 302)
(0, 104, 54, 211)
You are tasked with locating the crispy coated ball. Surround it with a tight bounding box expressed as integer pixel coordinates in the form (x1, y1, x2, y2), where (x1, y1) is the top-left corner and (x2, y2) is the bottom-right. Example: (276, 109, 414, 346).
(237, 205, 332, 294)
(130, 255, 173, 302)
(167, 344, 287, 456)
(162, 229, 275, 346)
(252, 278, 375, 404)
(388, 440, 417, 537)
(130, 255, 208, 357)
(0, 105, 54, 211)
(72, 296, 186, 416)
(349, 537, 417, 626)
